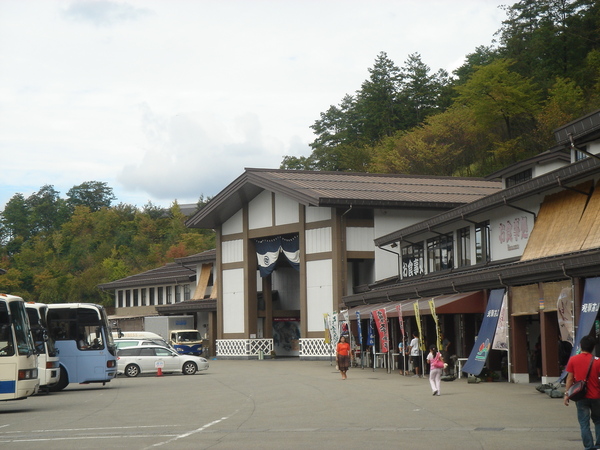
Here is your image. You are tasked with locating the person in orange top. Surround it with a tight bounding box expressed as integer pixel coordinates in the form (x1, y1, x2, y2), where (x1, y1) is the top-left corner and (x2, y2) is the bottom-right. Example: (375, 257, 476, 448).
(336, 335, 351, 380)
(564, 335, 600, 450)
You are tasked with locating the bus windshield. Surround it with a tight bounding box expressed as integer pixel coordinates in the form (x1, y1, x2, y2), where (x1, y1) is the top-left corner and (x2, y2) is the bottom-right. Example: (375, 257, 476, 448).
(8, 301, 34, 356)
(0, 302, 14, 356)
(26, 306, 58, 357)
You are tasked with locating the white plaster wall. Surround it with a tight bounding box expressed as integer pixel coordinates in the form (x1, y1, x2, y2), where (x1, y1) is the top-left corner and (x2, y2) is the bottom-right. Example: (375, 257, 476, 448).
(248, 190, 272, 230)
(222, 268, 245, 334)
(275, 192, 299, 225)
(305, 206, 331, 223)
(222, 239, 243, 264)
(222, 209, 243, 235)
(346, 227, 375, 252)
(533, 161, 569, 177)
(487, 201, 539, 261)
(305, 227, 332, 254)
(306, 259, 333, 332)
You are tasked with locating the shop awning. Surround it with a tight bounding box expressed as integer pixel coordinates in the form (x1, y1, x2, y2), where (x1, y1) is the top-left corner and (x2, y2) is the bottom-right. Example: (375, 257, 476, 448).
(347, 291, 485, 319)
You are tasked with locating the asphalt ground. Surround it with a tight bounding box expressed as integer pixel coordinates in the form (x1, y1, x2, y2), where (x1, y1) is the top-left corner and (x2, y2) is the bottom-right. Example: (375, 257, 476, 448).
(0, 358, 585, 449)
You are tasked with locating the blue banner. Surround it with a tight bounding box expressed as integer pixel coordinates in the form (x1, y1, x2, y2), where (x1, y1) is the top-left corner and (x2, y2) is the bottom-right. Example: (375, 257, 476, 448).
(462, 289, 505, 376)
(367, 316, 375, 347)
(572, 277, 600, 354)
(255, 235, 300, 277)
(356, 311, 363, 346)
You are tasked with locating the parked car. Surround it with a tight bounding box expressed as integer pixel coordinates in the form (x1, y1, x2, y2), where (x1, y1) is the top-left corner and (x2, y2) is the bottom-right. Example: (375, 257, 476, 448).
(114, 338, 171, 350)
(117, 345, 209, 377)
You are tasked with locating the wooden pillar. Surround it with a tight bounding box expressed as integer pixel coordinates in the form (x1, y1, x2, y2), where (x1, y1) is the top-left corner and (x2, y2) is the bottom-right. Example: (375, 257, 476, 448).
(510, 315, 528, 374)
(541, 310, 560, 378)
(263, 275, 273, 338)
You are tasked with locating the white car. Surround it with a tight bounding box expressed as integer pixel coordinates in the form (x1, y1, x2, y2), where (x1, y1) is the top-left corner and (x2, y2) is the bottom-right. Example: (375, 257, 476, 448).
(117, 345, 209, 377)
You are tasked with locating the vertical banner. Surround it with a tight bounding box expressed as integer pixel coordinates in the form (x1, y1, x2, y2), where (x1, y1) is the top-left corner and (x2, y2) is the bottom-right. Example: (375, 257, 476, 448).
(428, 299, 441, 351)
(367, 315, 375, 347)
(492, 292, 509, 351)
(356, 311, 363, 346)
(557, 287, 574, 345)
(323, 313, 330, 344)
(414, 301, 424, 351)
(328, 312, 339, 349)
(571, 277, 600, 355)
(462, 289, 505, 376)
(396, 304, 405, 340)
(372, 309, 389, 353)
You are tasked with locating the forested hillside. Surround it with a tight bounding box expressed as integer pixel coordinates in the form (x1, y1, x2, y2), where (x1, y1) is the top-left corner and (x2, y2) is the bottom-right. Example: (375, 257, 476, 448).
(0, 182, 214, 305)
(281, 0, 600, 176)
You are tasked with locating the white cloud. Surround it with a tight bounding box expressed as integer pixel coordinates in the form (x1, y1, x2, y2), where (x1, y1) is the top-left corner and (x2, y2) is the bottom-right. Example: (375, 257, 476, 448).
(0, 0, 508, 210)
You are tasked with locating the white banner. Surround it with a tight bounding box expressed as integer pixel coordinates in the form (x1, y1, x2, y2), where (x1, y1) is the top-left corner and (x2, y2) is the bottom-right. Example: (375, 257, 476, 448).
(492, 292, 509, 351)
(328, 312, 339, 349)
(557, 287, 574, 345)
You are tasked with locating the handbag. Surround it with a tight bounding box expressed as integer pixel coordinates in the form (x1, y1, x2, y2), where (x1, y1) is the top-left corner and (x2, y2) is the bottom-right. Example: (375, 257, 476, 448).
(432, 352, 445, 369)
(567, 355, 595, 401)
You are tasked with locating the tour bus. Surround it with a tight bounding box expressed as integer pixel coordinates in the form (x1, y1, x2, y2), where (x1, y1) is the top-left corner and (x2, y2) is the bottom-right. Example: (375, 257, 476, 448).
(0, 293, 39, 400)
(25, 302, 60, 391)
(46, 303, 117, 391)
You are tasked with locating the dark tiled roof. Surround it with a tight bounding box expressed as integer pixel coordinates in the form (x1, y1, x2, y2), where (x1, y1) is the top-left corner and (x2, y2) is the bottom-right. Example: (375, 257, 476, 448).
(554, 109, 600, 146)
(98, 262, 196, 290)
(174, 249, 216, 265)
(186, 169, 502, 229)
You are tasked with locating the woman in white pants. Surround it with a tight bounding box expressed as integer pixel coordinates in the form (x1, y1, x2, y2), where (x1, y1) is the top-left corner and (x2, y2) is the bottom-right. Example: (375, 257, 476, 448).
(427, 345, 444, 396)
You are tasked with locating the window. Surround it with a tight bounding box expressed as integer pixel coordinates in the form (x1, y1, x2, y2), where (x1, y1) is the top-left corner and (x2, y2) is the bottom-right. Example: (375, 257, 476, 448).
(149, 288, 155, 306)
(427, 233, 453, 272)
(175, 285, 181, 303)
(141, 288, 146, 306)
(133, 289, 139, 307)
(125, 290, 131, 307)
(184, 284, 191, 301)
(475, 221, 491, 263)
(157, 287, 164, 305)
(166, 286, 172, 304)
(505, 169, 532, 188)
(401, 244, 424, 278)
(457, 227, 471, 267)
(118, 291, 124, 308)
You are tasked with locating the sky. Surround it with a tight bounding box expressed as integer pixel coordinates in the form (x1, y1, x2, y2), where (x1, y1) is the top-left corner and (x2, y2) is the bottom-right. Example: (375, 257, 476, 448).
(0, 0, 509, 211)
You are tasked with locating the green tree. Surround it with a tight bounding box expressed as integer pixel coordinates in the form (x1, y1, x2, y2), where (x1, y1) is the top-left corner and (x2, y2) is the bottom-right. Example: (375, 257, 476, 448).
(398, 53, 452, 127)
(454, 59, 541, 141)
(27, 185, 70, 236)
(67, 181, 116, 212)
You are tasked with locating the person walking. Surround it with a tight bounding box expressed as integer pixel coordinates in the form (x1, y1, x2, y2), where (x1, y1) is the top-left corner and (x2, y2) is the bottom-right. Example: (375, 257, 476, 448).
(408, 331, 421, 377)
(427, 345, 444, 396)
(336, 335, 351, 380)
(564, 335, 600, 450)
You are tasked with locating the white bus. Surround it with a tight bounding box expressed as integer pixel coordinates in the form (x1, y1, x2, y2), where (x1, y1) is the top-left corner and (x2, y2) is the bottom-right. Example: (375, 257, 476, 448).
(0, 293, 39, 400)
(46, 303, 117, 391)
(25, 302, 60, 391)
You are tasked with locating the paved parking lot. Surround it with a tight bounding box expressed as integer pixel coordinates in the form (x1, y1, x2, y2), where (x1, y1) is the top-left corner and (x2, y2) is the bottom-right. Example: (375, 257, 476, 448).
(0, 358, 583, 449)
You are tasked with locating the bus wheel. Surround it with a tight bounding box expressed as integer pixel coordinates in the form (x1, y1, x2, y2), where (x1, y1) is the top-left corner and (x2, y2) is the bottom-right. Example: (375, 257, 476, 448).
(49, 367, 69, 392)
(125, 364, 140, 377)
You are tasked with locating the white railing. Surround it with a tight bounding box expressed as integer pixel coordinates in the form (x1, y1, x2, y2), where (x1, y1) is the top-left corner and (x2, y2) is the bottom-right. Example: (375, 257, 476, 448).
(216, 338, 273, 358)
(300, 338, 334, 358)
(216, 337, 334, 359)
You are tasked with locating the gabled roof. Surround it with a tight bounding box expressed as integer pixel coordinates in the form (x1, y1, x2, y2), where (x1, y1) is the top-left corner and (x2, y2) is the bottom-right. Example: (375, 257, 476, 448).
(96, 249, 217, 291)
(186, 168, 502, 229)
